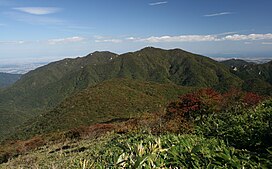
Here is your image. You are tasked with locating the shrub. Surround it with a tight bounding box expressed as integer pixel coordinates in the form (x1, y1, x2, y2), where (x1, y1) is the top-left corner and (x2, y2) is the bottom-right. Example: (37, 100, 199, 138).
(195, 99, 272, 153)
(243, 92, 262, 107)
(166, 88, 222, 121)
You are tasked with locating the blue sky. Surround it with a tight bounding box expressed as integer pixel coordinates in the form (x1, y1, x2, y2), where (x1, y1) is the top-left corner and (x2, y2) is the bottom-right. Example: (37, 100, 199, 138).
(0, 0, 272, 64)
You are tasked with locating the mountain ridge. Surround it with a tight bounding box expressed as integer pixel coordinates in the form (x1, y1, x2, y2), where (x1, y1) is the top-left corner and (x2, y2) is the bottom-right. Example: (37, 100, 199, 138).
(222, 59, 272, 95)
(0, 47, 250, 139)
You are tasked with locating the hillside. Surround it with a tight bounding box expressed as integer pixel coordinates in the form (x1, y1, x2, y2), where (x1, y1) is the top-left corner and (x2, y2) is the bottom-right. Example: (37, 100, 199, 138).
(0, 73, 21, 88)
(10, 79, 193, 140)
(1, 97, 271, 168)
(221, 59, 255, 68)
(223, 60, 272, 95)
(0, 51, 117, 138)
(0, 47, 242, 139)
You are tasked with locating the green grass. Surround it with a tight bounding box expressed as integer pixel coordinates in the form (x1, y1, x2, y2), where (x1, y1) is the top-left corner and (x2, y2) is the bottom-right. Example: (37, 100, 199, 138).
(1, 132, 270, 168)
(195, 99, 272, 152)
(1, 98, 271, 168)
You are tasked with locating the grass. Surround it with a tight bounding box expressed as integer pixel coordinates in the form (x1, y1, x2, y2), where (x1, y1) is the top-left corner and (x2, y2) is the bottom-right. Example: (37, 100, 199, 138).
(0, 99, 271, 168)
(1, 132, 270, 168)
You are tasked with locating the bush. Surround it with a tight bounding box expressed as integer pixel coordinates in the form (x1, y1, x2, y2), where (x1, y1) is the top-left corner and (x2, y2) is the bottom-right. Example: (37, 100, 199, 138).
(166, 88, 222, 122)
(78, 133, 270, 168)
(195, 99, 272, 153)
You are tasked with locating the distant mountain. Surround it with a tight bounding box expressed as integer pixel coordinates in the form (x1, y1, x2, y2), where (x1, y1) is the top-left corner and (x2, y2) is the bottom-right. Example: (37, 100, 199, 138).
(222, 59, 272, 95)
(0, 47, 242, 139)
(0, 73, 21, 88)
(221, 59, 255, 68)
(244, 58, 272, 64)
(0, 47, 242, 110)
(11, 79, 193, 140)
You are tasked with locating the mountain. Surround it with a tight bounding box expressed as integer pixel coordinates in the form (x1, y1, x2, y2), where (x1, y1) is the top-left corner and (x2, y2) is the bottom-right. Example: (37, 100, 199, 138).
(222, 59, 272, 95)
(11, 79, 193, 140)
(0, 47, 242, 139)
(221, 59, 255, 68)
(0, 73, 21, 88)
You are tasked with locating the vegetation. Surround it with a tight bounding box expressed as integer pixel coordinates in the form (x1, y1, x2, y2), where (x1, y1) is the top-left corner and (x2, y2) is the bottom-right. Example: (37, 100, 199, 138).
(0, 88, 271, 168)
(222, 59, 272, 95)
(2, 132, 271, 169)
(221, 58, 255, 68)
(0, 73, 21, 88)
(0, 47, 242, 139)
(7, 79, 193, 140)
(0, 47, 271, 168)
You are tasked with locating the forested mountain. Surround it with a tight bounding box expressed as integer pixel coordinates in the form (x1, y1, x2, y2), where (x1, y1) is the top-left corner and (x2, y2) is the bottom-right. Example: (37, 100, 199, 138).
(0, 73, 21, 88)
(0, 47, 242, 138)
(222, 59, 272, 95)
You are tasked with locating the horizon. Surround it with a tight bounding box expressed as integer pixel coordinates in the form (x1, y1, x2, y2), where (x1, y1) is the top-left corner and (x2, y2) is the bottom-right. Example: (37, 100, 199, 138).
(1, 0, 272, 64)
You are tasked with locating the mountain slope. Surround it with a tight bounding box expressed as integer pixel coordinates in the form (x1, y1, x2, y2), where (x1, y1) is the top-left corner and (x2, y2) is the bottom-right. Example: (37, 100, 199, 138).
(0, 47, 242, 139)
(224, 60, 272, 95)
(221, 59, 255, 67)
(11, 79, 193, 139)
(0, 73, 21, 88)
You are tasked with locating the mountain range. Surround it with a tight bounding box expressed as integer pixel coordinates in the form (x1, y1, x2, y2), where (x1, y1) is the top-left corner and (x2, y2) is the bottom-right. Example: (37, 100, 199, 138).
(221, 59, 272, 95)
(0, 47, 271, 140)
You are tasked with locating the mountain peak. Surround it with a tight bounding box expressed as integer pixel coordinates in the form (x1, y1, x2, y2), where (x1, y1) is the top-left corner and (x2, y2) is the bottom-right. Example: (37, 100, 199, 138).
(139, 46, 165, 52)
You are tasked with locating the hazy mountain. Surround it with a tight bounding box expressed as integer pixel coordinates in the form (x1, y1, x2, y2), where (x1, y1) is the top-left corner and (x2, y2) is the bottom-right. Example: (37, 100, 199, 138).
(0, 73, 21, 88)
(0, 47, 242, 138)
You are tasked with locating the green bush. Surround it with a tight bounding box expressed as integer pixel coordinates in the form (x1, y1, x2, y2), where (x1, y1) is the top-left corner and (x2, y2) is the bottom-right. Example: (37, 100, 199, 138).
(195, 99, 272, 153)
(75, 133, 269, 168)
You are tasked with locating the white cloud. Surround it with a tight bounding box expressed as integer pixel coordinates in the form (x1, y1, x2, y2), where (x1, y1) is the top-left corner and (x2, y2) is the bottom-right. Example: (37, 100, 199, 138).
(0, 40, 25, 45)
(13, 7, 61, 15)
(126, 37, 136, 40)
(215, 31, 238, 36)
(136, 35, 219, 43)
(149, 1, 168, 6)
(223, 33, 272, 41)
(0, 23, 7, 26)
(95, 39, 122, 43)
(94, 36, 123, 43)
(47, 36, 85, 45)
(130, 33, 272, 43)
(5, 11, 64, 25)
(204, 12, 233, 17)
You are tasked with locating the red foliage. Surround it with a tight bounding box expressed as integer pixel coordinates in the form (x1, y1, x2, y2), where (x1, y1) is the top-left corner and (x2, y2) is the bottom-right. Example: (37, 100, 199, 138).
(243, 92, 262, 106)
(167, 88, 223, 120)
(222, 88, 263, 109)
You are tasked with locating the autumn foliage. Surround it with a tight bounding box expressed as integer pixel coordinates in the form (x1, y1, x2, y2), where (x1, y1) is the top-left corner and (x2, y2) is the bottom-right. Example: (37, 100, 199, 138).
(166, 88, 222, 121)
(166, 88, 263, 125)
(243, 92, 262, 107)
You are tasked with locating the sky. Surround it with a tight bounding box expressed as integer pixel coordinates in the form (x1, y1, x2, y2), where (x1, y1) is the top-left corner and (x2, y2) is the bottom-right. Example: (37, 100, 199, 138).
(0, 0, 272, 64)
